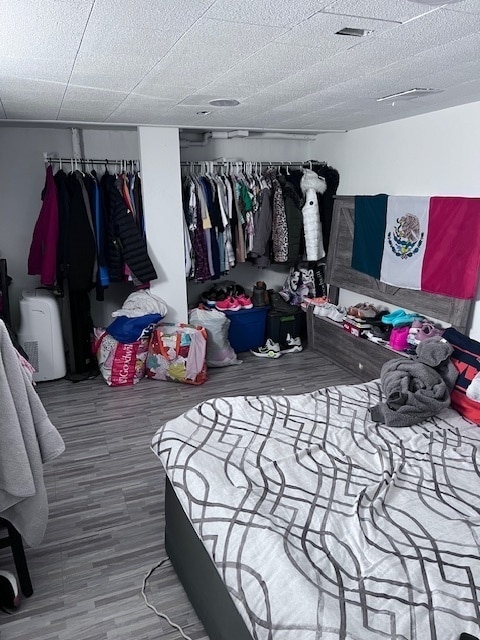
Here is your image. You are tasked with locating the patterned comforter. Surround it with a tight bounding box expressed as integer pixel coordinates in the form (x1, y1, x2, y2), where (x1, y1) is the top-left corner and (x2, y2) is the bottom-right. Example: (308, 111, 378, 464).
(151, 381, 480, 640)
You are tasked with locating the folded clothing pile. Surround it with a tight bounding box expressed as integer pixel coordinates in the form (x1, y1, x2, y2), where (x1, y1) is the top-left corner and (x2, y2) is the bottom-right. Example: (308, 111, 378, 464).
(369, 336, 458, 427)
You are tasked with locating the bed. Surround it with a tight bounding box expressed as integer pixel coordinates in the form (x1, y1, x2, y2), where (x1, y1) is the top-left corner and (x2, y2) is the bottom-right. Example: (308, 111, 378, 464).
(152, 381, 480, 640)
(151, 197, 480, 640)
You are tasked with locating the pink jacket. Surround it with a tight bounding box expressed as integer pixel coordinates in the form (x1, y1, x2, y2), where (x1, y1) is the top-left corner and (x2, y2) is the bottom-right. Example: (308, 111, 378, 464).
(28, 166, 58, 286)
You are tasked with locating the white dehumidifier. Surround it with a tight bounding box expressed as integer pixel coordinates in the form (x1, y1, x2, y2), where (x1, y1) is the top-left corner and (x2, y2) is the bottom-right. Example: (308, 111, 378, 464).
(18, 289, 67, 382)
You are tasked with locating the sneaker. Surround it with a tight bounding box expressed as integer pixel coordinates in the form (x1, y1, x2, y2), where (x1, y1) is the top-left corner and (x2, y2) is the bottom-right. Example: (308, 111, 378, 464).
(201, 287, 228, 307)
(251, 338, 281, 358)
(236, 294, 253, 309)
(279, 333, 303, 354)
(416, 321, 444, 341)
(313, 302, 347, 323)
(215, 296, 241, 312)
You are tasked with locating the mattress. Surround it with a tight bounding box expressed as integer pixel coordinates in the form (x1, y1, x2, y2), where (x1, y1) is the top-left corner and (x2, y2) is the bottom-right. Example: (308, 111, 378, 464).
(151, 380, 480, 640)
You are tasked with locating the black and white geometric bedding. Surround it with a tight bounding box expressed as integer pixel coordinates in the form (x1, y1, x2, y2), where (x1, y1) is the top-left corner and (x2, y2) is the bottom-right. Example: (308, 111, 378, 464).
(151, 381, 480, 640)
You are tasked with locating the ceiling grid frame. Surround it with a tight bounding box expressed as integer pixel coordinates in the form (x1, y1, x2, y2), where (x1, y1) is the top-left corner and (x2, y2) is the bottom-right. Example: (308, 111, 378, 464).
(1, 0, 480, 131)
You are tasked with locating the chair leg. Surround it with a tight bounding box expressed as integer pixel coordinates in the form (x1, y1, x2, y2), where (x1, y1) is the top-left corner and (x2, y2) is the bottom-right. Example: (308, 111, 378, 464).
(6, 523, 33, 597)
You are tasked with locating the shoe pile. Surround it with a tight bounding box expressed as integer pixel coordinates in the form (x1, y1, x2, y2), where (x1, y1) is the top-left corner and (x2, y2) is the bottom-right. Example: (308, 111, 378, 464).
(347, 303, 379, 320)
(301, 296, 330, 311)
(200, 284, 253, 312)
(251, 334, 303, 358)
(407, 319, 444, 348)
(310, 300, 347, 323)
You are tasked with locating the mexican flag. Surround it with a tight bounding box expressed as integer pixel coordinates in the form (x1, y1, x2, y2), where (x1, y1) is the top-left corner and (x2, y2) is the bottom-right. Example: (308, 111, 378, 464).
(352, 195, 480, 299)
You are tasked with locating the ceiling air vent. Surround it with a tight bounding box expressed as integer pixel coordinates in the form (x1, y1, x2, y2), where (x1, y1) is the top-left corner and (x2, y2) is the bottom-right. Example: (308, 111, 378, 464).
(336, 27, 373, 37)
(377, 88, 442, 102)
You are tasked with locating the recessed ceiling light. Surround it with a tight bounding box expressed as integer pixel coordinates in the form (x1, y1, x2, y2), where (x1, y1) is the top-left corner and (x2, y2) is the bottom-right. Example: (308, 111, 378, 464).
(336, 27, 373, 37)
(377, 87, 442, 102)
(208, 99, 240, 107)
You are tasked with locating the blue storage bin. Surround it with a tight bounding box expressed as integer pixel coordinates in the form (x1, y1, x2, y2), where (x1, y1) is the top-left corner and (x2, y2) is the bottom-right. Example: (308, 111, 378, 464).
(224, 307, 269, 352)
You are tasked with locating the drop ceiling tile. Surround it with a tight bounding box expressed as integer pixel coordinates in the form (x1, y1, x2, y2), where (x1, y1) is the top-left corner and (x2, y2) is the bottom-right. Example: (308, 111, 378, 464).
(277, 12, 394, 49)
(0, 57, 73, 84)
(137, 18, 285, 93)
(446, 0, 480, 14)
(2, 0, 480, 130)
(319, 0, 439, 23)
(315, 8, 480, 83)
(70, 56, 160, 93)
(0, 77, 65, 119)
(133, 77, 201, 102)
(186, 43, 320, 101)
(105, 94, 178, 123)
(370, 7, 480, 60)
(57, 85, 130, 122)
(204, 0, 327, 27)
(0, 1, 92, 60)
(77, 0, 215, 57)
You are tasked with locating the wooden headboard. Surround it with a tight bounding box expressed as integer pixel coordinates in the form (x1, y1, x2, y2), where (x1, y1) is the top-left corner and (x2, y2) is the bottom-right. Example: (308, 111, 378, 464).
(326, 196, 474, 333)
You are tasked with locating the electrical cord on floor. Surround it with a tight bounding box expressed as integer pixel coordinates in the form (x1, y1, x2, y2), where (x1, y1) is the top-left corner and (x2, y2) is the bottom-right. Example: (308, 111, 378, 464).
(142, 559, 193, 640)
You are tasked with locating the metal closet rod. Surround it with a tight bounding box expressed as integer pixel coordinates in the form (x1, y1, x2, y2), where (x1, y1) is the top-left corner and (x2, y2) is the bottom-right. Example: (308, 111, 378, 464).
(43, 155, 140, 167)
(180, 159, 325, 167)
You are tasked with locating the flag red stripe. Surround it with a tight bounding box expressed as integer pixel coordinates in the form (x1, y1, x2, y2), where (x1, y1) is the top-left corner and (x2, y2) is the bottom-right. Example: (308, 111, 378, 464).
(421, 197, 480, 299)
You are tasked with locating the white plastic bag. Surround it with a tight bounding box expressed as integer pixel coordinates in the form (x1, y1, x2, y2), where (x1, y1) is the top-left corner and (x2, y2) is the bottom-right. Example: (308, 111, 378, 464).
(189, 308, 240, 367)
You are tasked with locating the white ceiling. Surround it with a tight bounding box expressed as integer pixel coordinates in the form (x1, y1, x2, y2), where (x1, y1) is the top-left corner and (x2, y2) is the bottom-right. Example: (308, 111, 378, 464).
(2, 0, 480, 132)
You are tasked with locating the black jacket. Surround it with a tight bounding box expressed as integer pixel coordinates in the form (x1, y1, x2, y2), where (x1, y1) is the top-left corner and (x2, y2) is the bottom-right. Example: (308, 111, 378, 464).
(107, 181, 157, 284)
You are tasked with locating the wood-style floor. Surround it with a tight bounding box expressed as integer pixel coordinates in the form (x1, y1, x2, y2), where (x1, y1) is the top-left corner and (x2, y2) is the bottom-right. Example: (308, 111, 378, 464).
(0, 348, 360, 640)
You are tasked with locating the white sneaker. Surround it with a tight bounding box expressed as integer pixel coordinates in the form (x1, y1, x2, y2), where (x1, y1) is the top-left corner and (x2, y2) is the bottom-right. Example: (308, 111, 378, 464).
(313, 303, 347, 323)
(279, 333, 303, 354)
(251, 338, 282, 358)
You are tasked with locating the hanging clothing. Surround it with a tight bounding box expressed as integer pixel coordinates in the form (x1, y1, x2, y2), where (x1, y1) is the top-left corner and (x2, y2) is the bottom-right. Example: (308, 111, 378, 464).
(54, 169, 70, 293)
(181, 161, 339, 282)
(249, 186, 272, 268)
(28, 165, 59, 287)
(107, 181, 157, 285)
(64, 171, 97, 292)
(300, 169, 327, 262)
(269, 170, 288, 263)
(313, 163, 340, 255)
(279, 174, 303, 264)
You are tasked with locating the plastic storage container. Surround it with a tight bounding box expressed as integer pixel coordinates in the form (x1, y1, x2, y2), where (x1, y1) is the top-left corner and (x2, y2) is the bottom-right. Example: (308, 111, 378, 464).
(223, 307, 269, 352)
(266, 308, 306, 345)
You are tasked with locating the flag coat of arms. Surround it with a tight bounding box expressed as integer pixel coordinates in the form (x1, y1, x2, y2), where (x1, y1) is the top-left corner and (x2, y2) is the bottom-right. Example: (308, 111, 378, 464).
(352, 195, 480, 299)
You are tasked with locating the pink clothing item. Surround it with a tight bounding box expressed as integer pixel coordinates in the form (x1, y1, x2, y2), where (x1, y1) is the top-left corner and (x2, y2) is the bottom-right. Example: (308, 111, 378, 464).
(28, 166, 59, 287)
(185, 330, 207, 381)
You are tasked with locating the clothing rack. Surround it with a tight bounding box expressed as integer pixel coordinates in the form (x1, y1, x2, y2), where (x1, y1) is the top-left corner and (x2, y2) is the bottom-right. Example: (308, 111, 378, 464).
(43, 153, 140, 172)
(180, 159, 326, 169)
